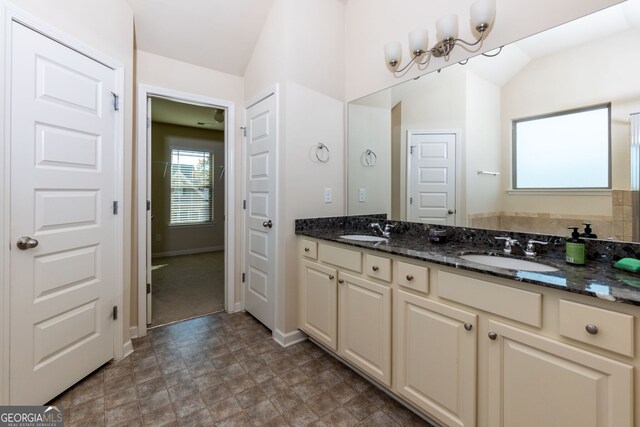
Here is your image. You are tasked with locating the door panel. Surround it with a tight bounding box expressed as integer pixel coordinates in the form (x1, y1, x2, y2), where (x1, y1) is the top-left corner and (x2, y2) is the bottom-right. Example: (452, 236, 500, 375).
(408, 132, 456, 225)
(299, 260, 337, 350)
(244, 95, 276, 330)
(9, 22, 116, 404)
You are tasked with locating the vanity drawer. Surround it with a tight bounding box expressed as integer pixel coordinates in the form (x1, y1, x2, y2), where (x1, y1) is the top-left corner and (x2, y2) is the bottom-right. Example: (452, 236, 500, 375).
(558, 299, 634, 357)
(438, 271, 542, 327)
(365, 254, 392, 282)
(300, 239, 317, 259)
(319, 244, 362, 273)
(397, 261, 429, 293)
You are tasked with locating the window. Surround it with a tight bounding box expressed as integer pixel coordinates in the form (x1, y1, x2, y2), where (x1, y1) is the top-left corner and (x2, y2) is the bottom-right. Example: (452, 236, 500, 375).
(512, 104, 611, 189)
(170, 149, 213, 225)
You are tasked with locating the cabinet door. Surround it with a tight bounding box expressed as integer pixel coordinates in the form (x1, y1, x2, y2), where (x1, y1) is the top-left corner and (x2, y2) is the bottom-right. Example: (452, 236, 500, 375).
(487, 320, 633, 427)
(338, 272, 392, 386)
(396, 290, 477, 427)
(300, 259, 338, 351)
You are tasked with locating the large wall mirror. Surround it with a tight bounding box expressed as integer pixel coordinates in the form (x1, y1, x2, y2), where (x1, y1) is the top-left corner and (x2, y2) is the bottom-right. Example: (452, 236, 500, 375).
(348, 0, 640, 242)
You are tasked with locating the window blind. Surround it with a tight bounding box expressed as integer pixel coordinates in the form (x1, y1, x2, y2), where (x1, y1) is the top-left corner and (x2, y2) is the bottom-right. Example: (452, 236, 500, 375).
(170, 149, 213, 225)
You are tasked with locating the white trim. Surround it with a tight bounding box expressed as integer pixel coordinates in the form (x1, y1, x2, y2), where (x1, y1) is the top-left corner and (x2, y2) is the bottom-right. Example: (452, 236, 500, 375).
(0, 2, 126, 403)
(136, 84, 236, 338)
(273, 329, 307, 348)
(122, 340, 134, 359)
(152, 246, 223, 258)
(507, 189, 612, 196)
(243, 85, 279, 327)
(406, 129, 462, 225)
(129, 326, 139, 340)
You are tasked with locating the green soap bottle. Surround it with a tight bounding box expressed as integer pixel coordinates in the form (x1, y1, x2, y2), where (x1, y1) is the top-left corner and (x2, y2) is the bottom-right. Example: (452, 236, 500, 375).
(566, 227, 585, 265)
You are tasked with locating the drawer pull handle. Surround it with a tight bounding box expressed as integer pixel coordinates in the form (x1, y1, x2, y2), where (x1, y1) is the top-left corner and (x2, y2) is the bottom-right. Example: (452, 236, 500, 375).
(585, 324, 599, 335)
(338, 279, 344, 284)
(328, 275, 335, 280)
(464, 323, 473, 331)
(406, 274, 414, 281)
(488, 332, 498, 340)
(304, 247, 310, 252)
(372, 265, 379, 272)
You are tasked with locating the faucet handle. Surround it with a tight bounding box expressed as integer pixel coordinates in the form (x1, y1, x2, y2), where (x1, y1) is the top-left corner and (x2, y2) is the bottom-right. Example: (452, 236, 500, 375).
(525, 239, 548, 256)
(383, 223, 396, 232)
(495, 236, 517, 253)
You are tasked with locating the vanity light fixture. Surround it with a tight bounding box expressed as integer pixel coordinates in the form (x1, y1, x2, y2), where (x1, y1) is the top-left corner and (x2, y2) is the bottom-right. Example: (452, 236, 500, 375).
(384, 0, 497, 76)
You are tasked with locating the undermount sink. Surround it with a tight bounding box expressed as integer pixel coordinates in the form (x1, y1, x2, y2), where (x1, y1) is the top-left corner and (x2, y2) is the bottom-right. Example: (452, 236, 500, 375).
(459, 254, 559, 272)
(339, 235, 388, 243)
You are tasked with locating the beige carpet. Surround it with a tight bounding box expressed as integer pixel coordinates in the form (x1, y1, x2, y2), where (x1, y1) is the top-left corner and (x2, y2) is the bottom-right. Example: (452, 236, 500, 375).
(151, 251, 224, 326)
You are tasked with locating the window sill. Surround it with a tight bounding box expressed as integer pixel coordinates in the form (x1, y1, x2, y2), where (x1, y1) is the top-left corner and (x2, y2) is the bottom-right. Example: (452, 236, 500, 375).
(507, 189, 611, 196)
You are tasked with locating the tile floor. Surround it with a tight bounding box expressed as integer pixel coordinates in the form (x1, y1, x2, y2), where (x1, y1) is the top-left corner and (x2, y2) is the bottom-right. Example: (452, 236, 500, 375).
(49, 311, 436, 426)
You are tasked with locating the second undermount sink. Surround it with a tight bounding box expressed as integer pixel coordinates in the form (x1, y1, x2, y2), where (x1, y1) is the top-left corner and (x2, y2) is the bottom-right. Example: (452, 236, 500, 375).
(339, 235, 388, 243)
(459, 254, 559, 272)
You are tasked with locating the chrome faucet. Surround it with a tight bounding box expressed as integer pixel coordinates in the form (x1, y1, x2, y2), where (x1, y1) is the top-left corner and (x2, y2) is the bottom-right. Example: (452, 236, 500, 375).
(371, 223, 395, 238)
(495, 236, 522, 255)
(524, 239, 549, 257)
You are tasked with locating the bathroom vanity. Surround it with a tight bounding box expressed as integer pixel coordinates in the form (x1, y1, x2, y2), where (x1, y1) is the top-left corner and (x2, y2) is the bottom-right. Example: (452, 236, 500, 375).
(296, 217, 640, 427)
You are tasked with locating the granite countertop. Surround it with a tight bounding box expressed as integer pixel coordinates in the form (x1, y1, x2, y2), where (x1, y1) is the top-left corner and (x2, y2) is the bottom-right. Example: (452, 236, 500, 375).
(296, 225, 640, 307)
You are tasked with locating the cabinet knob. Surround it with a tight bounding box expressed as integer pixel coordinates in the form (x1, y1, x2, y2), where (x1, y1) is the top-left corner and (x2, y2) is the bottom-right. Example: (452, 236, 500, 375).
(488, 332, 498, 340)
(464, 323, 473, 331)
(338, 279, 344, 284)
(372, 265, 379, 272)
(585, 324, 599, 335)
(406, 274, 414, 281)
(328, 275, 335, 280)
(304, 247, 310, 252)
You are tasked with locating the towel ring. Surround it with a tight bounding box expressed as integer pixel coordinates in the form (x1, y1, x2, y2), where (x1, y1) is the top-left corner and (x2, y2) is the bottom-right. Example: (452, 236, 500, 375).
(361, 149, 377, 167)
(315, 143, 330, 163)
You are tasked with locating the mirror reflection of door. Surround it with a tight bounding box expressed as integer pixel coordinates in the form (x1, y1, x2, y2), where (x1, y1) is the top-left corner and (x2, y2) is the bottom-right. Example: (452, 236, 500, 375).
(407, 131, 457, 225)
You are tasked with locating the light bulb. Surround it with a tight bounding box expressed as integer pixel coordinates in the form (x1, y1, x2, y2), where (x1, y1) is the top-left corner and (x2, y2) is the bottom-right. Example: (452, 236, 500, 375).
(384, 42, 402, 67)
(470, 0, 496, 32)
(436, 14, 459, 41)
(409, 29, 429, 57)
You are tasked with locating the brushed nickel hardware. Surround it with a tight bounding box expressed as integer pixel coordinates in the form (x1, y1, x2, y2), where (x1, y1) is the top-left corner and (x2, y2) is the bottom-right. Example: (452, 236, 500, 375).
(488, 332, 498, 340)
(328, 275, 335, 280)
(525, 239, 549, 257)
(447, 209, 455, 215)
(464, 323, 473, 331)
(263, 220, 273, 228)
(17, 236, 38, 250)
(338, 279, 344, 284)
(586, 324, 599, 335)
(372, 265, 380, 271)
(406, 274, 414, 281)
(304, 247, 310, 252)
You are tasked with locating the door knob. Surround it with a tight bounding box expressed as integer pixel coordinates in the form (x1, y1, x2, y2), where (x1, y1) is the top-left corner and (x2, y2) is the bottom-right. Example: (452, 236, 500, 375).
(17, 236, 39, 250)
(262, 220, 273, 228)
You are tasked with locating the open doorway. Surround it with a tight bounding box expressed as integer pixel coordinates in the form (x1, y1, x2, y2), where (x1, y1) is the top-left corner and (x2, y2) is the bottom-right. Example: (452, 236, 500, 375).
(148, 97, 226, 326)
(136, 85, 237, 337)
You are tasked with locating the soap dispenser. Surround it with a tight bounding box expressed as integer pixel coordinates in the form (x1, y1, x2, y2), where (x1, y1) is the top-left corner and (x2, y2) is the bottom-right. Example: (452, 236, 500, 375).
(580, 223, 597, 239)
(566, 227, 585, 265)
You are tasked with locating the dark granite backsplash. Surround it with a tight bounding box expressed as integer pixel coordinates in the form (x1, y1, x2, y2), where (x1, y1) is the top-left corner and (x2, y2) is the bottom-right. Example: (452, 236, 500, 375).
(294, 215, 640, 265)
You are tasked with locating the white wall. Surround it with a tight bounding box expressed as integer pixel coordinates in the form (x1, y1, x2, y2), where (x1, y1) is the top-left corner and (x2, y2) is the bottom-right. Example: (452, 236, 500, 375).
(344, 0, 623, 102)
(347, 104, 391, 216)
(135, 50, 244, 323)
(2, 0, 135, 348)
(244, 0, 345, 337)
(501, 28, 640, 216)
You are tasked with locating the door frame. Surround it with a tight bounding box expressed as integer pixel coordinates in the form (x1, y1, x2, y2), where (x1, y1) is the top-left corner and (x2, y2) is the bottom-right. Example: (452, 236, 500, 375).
(242, 85, 280, 333)
(0, 2, 126, 404)
(406, 129, 462, 225)
(136, 84, 236, 336)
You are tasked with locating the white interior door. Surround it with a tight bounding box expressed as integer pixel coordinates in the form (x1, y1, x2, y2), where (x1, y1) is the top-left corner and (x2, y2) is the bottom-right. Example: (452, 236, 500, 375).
(244, 94, 276, 330)
(407, 131, 457, 225)
(9, 22, 117, 404)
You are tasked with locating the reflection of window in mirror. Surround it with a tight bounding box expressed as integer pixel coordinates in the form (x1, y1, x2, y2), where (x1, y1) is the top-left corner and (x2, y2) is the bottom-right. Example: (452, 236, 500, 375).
(512, 103, 611, 189)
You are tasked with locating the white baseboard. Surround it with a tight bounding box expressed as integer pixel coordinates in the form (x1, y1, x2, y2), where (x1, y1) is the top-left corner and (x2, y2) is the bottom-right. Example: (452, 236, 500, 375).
(121, 340, 134, 359)
(273, 328, 307, 348)
(129, 326, 139, 340)
(152, 246, 223, 258)
(232, 302, 243, 313)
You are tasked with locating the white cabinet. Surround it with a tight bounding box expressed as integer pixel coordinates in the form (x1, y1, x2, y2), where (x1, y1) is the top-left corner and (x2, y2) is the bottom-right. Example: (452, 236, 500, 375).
(299, 259, 337, 351)
(338, 272, 391, 386)
(396, 290, 477, 427)
(487, 320, 633, 427)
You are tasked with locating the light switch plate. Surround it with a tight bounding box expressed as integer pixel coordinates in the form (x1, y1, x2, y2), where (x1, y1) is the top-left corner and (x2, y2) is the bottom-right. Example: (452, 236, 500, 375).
(324, 188, 332, 203)
(358, 188, 366, 202)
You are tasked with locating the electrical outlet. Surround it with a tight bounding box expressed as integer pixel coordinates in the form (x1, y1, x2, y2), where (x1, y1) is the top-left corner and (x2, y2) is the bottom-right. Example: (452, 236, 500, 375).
(155, 234, 161, 242)
(324, 188, 332, 203)
(359, 188, 366, 202)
